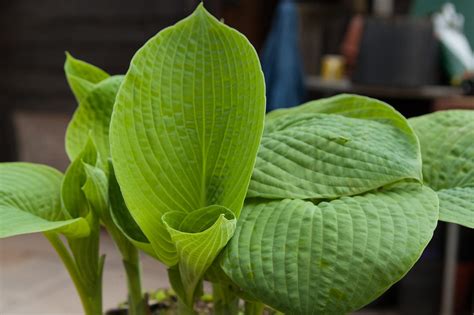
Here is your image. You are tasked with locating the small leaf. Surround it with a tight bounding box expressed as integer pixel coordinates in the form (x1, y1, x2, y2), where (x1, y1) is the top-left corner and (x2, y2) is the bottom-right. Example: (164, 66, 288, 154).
(0, 163, 89, 238)
(410, 110, 474, 228)
(109, 3, 265, 270)
(162, 205, 236, 305)
(82, 162, 109, 219)
(64, 52, 110, 104)
(249, 110, 421, 199)
(222, 184, 439, 314)
(65, 75, 123, 162)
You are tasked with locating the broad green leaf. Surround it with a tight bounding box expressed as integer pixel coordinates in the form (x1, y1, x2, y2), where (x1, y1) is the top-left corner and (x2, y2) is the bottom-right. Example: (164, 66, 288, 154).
(249, 110, 422, 199)
(410, 110, 474, 228)
(162, 206, 236, 304)
(108, 161, 157, 258)
(222, 184, 439, 314)
(266, 94, 417, 137)
(65, 52, 110, 104)
(0, 163, 89, 238)
(65, 75, 123, 162)
(437, 188, 474, 228)
(109, 2, 265, 273)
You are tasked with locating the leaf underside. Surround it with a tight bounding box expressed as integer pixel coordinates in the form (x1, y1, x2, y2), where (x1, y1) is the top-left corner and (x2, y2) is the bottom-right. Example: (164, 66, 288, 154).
(410, 110, 474, 228)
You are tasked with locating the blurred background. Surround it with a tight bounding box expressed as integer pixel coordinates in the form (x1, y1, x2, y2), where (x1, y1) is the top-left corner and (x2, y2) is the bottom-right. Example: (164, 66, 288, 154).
(0, 0, 473, 314)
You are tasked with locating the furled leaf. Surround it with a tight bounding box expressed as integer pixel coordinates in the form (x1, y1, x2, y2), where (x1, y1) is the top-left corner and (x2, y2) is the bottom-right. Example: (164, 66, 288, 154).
(109, 3, 265, 272)
(162, 206, 236, 304)
(222, 184, 439, 314)
(62, 138, 98, 218)
(65, 75, 123, 162)
(0, 163, 89, 238)
(61, 140, 104, 295)
(410, 110, 474, 228)
(64, 52, 110, 104)
(249, 96, 422, 199)
(82, 162, 109, 219)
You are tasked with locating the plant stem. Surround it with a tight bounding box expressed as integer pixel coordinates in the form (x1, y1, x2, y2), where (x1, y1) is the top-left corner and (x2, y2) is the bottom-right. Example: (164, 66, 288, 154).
(106, 223, 146, 315)
(177, 298, 197, 315)
(212, 283, 239, 315)
(45, 232, 100, 315)
(123, 251, 145, 315)
(244, 300, 265, 315)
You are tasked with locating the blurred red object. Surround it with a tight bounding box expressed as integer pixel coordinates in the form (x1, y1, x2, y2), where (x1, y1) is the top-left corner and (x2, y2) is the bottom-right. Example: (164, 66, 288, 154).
(341, 14, 365, 76)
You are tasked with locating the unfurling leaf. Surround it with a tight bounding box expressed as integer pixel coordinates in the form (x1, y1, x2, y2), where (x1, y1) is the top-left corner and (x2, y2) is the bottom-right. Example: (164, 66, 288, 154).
(410, 110, 474, 228)
(109, 4, 265, 305)
(0, 163, 89, 238)
(162, 206, 236, 305)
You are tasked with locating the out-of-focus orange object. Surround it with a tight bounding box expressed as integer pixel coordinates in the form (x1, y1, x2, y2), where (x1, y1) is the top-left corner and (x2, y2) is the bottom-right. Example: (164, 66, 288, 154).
(341, 14, 365, 76)
(321, 54, 345, 80)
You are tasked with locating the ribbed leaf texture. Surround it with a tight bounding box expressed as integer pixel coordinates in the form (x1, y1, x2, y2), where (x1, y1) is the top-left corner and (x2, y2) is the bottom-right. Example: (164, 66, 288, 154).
(0, 163, 89, 238)
(110, 0, 264, 287)
(223, 184, 438, 314)
(410, 110, 474, 228)
(249, 111, 421, 199)
(221, 95, 440, 314)
(109, 4, 265, 304)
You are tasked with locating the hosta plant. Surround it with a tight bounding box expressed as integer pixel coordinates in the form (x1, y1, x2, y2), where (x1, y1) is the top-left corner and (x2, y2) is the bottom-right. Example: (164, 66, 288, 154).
(1, 4, 473, 315)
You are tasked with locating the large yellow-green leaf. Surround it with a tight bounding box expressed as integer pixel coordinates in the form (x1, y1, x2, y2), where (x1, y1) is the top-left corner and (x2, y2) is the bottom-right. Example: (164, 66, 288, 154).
(64, 52, 110, 104)
(65, 75, 123, 162)
(222, 184, 439, 314)
(410, 110, 474, 228)
(109, 4, 265, 305)
(110, 4, 265, 268)
(249, 96, 422, 199)
(0, 163, 89, 238)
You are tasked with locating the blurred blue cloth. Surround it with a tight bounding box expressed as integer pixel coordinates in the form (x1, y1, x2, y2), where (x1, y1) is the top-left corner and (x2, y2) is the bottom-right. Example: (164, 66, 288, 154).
(261, 0, 305, 112)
